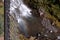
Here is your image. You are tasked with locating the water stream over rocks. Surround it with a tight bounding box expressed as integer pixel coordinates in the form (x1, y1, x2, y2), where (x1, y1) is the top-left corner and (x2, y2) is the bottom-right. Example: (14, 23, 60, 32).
(10, 0, 60, 40)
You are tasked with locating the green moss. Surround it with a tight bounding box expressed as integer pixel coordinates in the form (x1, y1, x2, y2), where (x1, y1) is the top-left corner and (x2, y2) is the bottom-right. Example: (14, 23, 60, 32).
(0, 6, 4, 14)
(45, 12, 60, 28)
(0, 3, 4, 35)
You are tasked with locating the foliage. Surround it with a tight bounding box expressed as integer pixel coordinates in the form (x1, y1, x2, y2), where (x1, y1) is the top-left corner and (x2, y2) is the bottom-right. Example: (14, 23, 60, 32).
(38, 0, 60, 20)
(25, 0, 60, 21)
(28, 0, 60, 27)
(0, 2, 4, 35)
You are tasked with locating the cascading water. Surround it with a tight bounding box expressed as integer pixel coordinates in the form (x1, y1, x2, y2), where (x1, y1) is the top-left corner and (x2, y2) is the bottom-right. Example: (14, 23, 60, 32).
(10, 0, 32, 37)
(10, 0, 59, 39)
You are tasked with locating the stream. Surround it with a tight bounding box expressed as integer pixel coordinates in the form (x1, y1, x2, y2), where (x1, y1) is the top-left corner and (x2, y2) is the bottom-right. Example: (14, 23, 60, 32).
(10, 0, 60, 40)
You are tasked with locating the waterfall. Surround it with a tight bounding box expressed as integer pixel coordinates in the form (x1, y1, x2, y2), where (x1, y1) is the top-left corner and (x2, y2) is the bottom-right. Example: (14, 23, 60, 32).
(10, 0, 58, 39)
(10, 0, 32, 37)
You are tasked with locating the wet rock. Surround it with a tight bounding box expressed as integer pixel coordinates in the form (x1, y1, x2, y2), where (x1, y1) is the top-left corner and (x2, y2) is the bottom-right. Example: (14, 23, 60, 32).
(57, 36, 60, 40)
(41, 17, 58, 33)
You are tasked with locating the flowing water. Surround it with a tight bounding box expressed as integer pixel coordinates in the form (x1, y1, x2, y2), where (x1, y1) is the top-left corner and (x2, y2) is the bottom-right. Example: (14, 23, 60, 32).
(10, 0, 33, 37)
(10, 0, 59, 39)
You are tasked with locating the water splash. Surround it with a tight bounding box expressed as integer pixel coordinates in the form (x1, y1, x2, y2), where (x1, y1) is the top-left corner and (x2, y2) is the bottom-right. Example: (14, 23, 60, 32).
(10, 0, 32, 37)
(10, 0, 32, 17)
